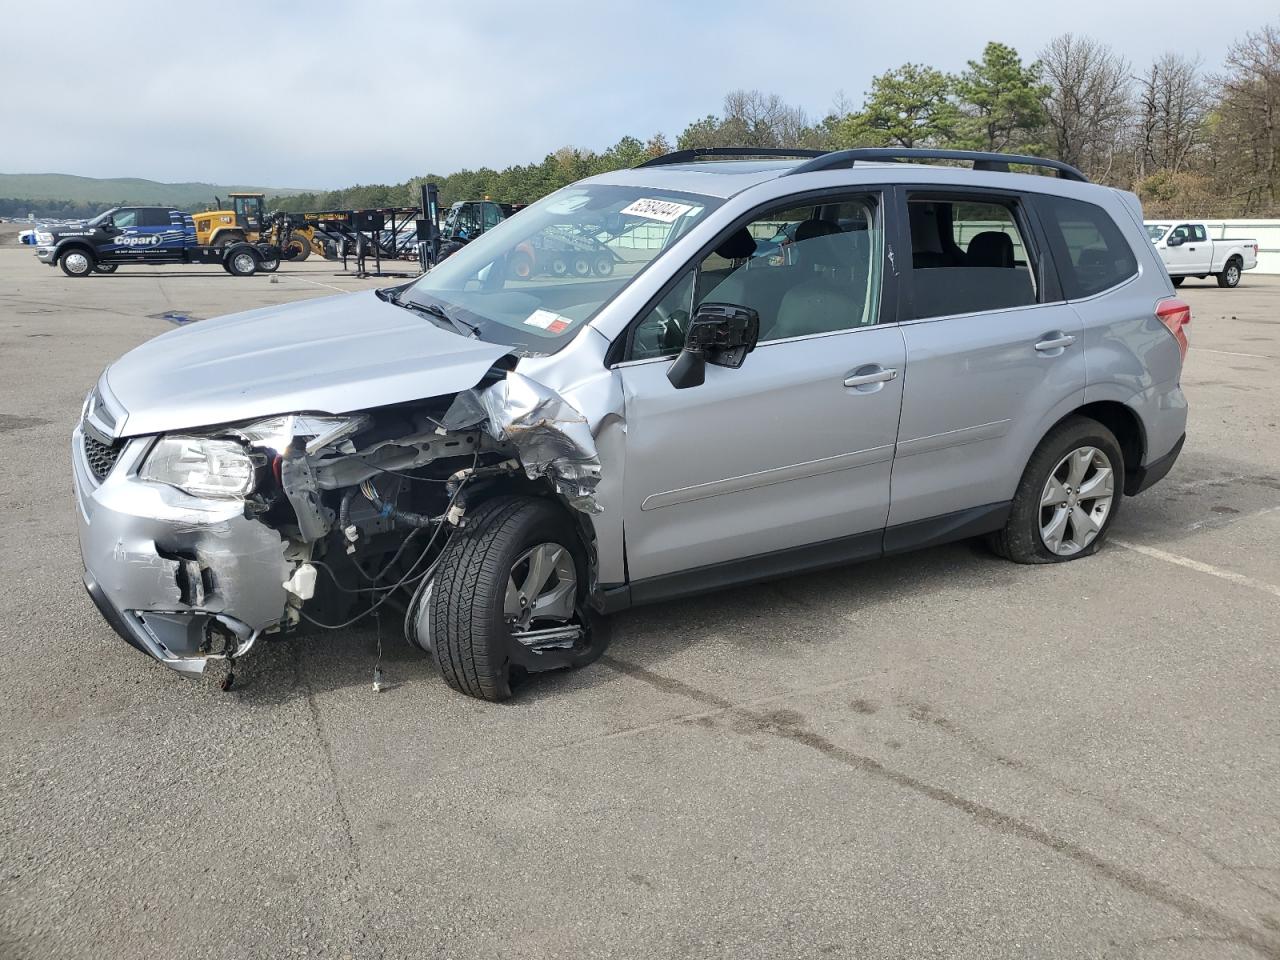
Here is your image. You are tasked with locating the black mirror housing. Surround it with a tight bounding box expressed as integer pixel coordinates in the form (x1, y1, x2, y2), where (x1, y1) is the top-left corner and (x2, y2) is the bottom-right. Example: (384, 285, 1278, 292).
(666, 302, 760, 389)
(1166, 234, 1183, 247)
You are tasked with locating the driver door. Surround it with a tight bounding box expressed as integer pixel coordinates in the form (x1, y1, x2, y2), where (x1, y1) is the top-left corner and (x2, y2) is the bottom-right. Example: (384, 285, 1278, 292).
(616, 191, 905, 590)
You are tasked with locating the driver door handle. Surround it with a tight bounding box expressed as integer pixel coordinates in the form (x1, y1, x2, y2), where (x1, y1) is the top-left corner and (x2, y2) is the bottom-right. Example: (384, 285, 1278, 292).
(843, 367, 898, 387)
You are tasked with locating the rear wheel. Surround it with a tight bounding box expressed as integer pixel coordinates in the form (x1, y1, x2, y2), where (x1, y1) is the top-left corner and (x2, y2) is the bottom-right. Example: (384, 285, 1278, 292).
(592, 255, 614, 277)
(214, 231, 245, 251)
(1170, 275, 1184, 287)
(550, 256, 569, 277)
(258, 255, 279, 272)
(225, 247, 259, 277)
(571, 256, 592, 278)
(1217, 257, 1242, 288)
(59, 249, 95, 277)
(425, 497, 608, 701)
(988, 416, 1123, 564)
(93, 262, 118, 274)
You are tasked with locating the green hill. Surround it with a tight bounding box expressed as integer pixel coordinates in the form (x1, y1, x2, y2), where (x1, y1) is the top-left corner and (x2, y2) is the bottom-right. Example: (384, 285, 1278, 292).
(0, 173, 313, 207)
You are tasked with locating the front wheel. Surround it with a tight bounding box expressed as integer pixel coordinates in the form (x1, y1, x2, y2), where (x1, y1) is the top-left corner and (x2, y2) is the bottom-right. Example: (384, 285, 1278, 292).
(59, 249, 95, 277)
(1170, 275, 1184, 287)
(424, 497, 608, 701)
(1217, 258, 1242, 288)
(988, 416, 1123, 564)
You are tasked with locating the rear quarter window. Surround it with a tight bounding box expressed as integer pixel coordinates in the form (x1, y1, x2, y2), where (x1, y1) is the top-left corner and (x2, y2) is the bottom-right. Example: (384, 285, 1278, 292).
(1037, 195, 1138, 299)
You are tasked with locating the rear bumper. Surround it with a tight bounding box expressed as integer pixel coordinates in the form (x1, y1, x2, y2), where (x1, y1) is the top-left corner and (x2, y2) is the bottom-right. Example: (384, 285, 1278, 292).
(1129, 432, 1185, 495)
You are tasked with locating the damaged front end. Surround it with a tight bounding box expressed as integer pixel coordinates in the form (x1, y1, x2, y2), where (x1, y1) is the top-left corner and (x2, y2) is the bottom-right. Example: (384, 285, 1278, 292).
(74, 365, 607, 683)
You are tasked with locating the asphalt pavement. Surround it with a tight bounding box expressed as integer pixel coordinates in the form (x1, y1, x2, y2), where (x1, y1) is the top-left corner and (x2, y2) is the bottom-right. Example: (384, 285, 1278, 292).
(1, 250, 1277, 959)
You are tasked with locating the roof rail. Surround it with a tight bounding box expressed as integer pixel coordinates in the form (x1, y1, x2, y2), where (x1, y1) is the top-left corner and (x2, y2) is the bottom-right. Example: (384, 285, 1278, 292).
(783, 148, 1089, 182)
(637, 147, 827, 168)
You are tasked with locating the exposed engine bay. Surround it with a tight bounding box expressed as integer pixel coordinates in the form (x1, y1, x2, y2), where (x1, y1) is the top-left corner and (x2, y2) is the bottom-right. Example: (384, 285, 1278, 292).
(75, 362, 609, 694)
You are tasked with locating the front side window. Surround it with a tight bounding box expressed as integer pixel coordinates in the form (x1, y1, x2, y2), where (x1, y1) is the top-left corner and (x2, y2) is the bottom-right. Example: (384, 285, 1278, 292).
(1170, 224, 1192, 241)
(630, 193, 884, 360)
(111, 210, 138, 229)
(906, 196, 1037, 319)
(1038, 195, 1139, 299)
(405, 184, 720, 353)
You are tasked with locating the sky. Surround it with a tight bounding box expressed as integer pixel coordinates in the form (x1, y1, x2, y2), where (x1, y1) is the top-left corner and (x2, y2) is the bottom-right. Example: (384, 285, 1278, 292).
(1, 0, 1269, 190)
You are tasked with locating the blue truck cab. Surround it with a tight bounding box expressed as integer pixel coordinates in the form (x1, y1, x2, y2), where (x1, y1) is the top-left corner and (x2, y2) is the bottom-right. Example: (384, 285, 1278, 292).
(34, 206, 278, 277)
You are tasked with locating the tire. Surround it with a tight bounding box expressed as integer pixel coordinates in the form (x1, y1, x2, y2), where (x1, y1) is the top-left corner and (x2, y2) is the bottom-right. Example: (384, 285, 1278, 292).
(592, 255, 614, 277)
(58, 248, 95, 277)
(1216, 257, 1242, 288)
(285, 232, 311, 261)
(508, 249, 534, 279)
(214, 231, 245, 251)
(225, 246, 259, 277)
(550, 256, 569, 277)
(437, 240, 465, 261)
(428, 496, 609, 701)
(258, 256, 279, 273)
(571, 256, 592, 278)
(987, 416, 1124, 564)
(1170, 275, 1184, 287)
(93, 263, 118, 274)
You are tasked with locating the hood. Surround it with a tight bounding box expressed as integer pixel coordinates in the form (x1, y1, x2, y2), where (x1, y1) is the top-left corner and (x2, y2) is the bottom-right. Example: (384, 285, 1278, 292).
(105, 290, 513, 437)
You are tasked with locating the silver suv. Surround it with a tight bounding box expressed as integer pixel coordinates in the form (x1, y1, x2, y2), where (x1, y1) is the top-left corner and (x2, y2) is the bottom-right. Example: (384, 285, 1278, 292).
(74, 148, 1189, 700)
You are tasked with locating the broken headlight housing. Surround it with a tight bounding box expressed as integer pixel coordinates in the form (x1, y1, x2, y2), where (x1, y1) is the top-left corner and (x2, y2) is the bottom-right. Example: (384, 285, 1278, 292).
(140, 436, 256, 499)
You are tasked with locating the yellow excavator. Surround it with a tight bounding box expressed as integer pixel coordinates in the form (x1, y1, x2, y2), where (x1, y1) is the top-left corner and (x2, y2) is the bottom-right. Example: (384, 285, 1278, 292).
(193, 193, 321, 260)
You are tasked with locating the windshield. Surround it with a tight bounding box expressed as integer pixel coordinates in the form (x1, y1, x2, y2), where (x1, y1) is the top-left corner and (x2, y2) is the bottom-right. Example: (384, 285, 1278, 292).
(87, 207, 120, 227)
(404, 183, 721, 352)
(1146, 224, 1170, 241)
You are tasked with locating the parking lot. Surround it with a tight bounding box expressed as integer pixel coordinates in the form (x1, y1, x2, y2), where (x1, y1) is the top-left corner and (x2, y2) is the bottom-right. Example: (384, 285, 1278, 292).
(0, 247, 1277, 958)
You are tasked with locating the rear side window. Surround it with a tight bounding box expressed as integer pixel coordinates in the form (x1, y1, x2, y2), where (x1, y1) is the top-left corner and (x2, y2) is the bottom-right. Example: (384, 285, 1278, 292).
(139, 208, 173, 227)
(1038, 196, 1138, 299)
(906, 196, 1037, 319)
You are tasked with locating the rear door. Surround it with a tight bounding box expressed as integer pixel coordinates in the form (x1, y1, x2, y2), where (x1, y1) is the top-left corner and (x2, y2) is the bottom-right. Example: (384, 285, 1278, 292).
(888, 188, 1086, 535)
(136, 208, 186, 260)
(1183, 223, 1212, 272)
(616, 189, 906, 588)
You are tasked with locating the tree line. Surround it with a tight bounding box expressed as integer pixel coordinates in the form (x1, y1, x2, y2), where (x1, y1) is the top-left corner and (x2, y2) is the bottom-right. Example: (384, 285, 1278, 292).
(270, 22, 1279, 221)
(9, 23, 1276, 222)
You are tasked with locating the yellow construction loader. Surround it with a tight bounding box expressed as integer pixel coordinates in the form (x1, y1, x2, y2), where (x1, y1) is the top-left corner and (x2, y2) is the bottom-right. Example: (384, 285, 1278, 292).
(193, 193, 321, 260)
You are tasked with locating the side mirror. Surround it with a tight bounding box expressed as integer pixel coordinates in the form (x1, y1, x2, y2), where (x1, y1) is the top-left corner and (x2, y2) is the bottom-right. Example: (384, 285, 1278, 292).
(1166, 234, 1183, 247)
(101, 218, 116, 233)
(667, 302, 760, 390)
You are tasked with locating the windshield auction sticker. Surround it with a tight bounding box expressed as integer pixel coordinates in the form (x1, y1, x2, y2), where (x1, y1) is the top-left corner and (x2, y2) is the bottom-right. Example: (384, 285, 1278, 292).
(620, 198, 695, 223)
(524, 309, 572, 334)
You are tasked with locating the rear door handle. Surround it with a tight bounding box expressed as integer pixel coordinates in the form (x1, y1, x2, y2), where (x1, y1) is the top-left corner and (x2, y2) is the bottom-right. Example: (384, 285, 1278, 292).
(1034, 334, 1076, 352)
(843, 367, 898, 387)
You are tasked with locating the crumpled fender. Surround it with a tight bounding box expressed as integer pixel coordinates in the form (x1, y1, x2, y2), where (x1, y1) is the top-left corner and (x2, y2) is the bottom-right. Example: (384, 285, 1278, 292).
(442, 370, 605, 514)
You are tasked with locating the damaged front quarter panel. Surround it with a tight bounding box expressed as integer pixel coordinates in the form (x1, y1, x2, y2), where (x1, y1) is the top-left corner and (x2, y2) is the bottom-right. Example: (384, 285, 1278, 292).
(441, 370, 605, 514)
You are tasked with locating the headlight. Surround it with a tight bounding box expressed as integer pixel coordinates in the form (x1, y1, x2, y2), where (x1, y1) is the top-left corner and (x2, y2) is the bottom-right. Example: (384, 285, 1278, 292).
(35, 232, 53, 245)
(141, 437, 256, 499)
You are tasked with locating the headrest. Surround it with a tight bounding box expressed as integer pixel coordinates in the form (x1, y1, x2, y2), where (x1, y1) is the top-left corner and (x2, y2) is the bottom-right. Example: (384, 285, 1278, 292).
(967, 231, 1015, 268)
(792, 218, 841, 243)
(715, 228, 757, 260)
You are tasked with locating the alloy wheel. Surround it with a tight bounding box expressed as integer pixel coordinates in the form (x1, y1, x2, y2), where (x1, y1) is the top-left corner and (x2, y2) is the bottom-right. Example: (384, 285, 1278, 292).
(1039, 446, 1115, 556)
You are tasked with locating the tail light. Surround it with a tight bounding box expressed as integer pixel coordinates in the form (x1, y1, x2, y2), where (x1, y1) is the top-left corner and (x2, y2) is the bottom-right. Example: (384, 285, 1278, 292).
(1156, 297, 1191, 361)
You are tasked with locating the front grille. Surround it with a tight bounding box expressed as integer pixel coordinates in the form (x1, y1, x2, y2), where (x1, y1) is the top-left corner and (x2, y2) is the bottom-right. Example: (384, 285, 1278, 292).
(83, 432, 123, 482)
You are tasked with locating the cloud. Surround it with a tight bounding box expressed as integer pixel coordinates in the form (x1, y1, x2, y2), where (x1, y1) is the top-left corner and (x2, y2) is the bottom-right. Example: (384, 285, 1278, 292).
(0, 0, 1258, 188)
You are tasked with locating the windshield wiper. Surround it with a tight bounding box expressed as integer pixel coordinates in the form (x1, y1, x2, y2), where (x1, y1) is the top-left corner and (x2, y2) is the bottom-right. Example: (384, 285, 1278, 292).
(380, 289, 481, 339)
(415, 300, 482, 339)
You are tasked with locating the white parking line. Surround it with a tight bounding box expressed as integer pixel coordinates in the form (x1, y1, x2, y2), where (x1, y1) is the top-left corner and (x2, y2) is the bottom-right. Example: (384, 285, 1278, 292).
(1194, 347, 1272, 360)
(1112, 539, 1280, 600)
(286, 275, 353, 293)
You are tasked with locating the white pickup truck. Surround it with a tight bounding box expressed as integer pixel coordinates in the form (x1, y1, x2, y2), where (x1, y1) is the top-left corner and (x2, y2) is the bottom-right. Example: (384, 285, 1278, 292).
(1145, 221, 1259, 288)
